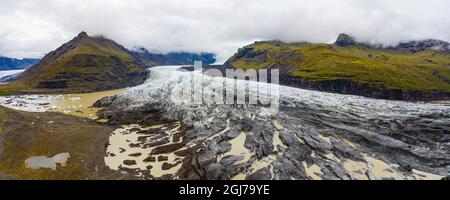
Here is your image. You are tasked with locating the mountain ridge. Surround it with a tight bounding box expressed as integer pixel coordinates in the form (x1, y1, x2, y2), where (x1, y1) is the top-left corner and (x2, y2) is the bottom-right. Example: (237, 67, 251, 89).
(0, 57, 39, 71)
(225, 33, 450, 101)
(0, 32, 148, 95)
(131, 47, 216, 66)
(334, 33, 450, 53)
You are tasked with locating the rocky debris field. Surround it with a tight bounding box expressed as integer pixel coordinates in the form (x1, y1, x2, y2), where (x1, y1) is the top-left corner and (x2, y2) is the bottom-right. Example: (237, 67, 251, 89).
(93, 66, 450, 180)
(103, 123, 188, 179)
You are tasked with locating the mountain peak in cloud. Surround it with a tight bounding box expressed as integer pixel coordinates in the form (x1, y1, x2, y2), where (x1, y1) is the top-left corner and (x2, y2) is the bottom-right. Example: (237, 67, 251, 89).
(335, 33, 356, 47)
(75, 31, 89, 40)
(1, 0, 450, 60)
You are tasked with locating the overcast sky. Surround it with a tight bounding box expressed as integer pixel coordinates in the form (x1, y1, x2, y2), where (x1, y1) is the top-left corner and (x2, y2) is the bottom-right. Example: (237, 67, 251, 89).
(1, 0, 450, 62)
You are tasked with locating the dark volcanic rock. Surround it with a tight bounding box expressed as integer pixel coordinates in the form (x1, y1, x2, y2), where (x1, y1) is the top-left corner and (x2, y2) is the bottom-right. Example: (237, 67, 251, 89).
(335, 33, 357, 47)
(151, 143, 184, 155)
(246, 168, 272, 180)
(396, 39, 450, 53)
(174, 149, 189, 157)
(162, 161, 182, 170)
(93, 96, 117, 107)
(158, 156, 169, 162)
(129, 153, 142, 157)
(123, 160, 137, 166)
(143, 156, 156, 163)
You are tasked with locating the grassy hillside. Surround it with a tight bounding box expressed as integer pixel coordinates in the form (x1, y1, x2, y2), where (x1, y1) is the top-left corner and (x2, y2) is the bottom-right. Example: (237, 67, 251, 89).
(227, 40, 450, 97)
(0, 32, 147, 95)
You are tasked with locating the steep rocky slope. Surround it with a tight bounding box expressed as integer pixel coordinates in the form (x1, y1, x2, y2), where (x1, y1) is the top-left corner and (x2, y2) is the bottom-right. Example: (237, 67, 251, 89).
(225, 34, 450, 101)
(0, 32, 147, 95)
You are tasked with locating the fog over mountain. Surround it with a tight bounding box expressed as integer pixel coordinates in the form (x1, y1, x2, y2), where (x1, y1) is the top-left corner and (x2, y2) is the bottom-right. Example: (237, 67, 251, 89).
(1, 0, 450, 62)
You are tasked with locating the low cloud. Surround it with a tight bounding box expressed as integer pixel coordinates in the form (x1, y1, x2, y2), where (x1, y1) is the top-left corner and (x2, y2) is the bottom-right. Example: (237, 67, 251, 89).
(1, 0, 450, 62)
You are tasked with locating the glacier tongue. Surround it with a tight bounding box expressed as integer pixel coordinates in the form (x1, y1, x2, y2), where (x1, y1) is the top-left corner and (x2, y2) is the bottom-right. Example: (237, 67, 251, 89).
(117, 66, 449, 121)
(100, 66, 449, 180)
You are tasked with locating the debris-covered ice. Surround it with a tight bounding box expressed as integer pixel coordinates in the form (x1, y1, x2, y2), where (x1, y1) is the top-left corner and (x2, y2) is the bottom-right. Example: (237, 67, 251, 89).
(102, 66, 450, 180)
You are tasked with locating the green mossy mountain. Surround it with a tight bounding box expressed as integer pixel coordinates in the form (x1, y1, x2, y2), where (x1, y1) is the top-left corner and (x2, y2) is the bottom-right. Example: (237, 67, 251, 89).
(0, 32, 148, 94)
(226, 33, 450, 101)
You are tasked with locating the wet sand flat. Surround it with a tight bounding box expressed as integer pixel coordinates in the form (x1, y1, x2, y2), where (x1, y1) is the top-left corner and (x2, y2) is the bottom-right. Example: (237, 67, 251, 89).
(48, 89, 126, 119)
(0, 88, 126, 119)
